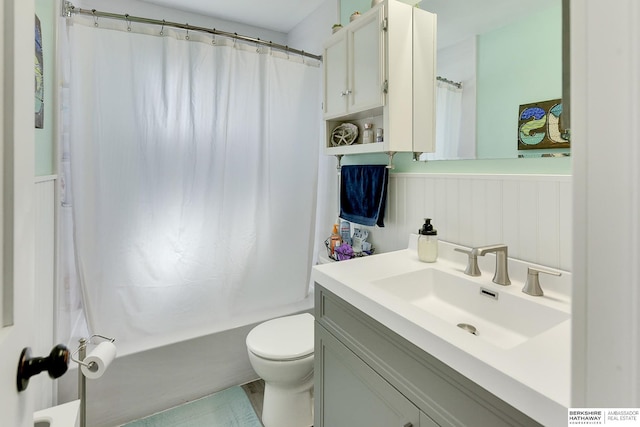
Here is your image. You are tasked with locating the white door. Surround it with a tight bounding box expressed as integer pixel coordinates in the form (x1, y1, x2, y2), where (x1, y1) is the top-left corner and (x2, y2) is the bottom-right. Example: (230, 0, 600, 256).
(0, 0, 37, 426)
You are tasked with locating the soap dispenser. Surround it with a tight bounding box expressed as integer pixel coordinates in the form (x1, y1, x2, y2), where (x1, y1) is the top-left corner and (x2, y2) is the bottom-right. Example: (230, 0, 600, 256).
(418, 218, 438, 262)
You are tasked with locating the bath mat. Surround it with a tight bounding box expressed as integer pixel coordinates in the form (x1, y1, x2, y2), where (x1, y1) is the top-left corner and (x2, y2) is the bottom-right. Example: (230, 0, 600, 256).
(123, 386, 263, 427)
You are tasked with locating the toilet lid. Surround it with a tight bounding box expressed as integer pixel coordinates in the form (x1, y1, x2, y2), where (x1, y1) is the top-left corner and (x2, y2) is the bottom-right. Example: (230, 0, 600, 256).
(246, 313, 314, 361)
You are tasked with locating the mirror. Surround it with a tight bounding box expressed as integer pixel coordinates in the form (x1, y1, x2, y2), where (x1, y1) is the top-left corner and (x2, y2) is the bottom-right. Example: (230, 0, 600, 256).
(341, 0, 567, 160)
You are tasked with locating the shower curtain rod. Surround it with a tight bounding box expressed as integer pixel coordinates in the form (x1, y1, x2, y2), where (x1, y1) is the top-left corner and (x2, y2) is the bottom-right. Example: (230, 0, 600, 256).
(437, 76, 462, 89)
(62, 1, 323, 62)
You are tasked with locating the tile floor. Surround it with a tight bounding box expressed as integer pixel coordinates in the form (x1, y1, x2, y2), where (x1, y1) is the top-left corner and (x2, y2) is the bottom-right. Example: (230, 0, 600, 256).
(123, 385, 263, 426)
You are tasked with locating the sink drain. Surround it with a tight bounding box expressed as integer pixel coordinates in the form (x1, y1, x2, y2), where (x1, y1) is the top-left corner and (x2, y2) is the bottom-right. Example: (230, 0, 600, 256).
(457, 323, 478, 336)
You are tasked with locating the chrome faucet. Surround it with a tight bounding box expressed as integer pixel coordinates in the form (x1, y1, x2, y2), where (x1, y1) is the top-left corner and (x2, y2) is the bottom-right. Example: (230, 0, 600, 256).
(471, 244, 511, 286)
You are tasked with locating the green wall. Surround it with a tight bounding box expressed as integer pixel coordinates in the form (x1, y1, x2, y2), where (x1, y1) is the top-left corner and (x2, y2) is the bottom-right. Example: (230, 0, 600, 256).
(35, 0, 55, 176)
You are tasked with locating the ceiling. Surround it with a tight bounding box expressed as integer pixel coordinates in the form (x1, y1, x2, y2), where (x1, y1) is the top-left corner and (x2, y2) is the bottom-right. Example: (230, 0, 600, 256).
(140, 0, 559, 46)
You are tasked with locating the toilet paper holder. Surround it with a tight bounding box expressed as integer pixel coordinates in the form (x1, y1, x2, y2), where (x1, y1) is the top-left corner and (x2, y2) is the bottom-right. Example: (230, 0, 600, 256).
(70, 334, 116, 375)
(15, 334, 115, 393)
(71, 334, 116, 427)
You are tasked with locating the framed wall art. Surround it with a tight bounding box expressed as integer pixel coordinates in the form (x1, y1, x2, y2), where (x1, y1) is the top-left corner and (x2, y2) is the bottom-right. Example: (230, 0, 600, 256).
(518, 99, 569, 150)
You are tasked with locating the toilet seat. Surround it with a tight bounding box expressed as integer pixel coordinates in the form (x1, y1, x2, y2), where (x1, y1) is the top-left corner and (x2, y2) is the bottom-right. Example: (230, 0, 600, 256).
(246, 313, 314, 361)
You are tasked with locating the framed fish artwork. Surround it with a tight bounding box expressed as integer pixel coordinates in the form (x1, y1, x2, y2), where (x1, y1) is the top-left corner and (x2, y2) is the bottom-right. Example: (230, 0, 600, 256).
(518, 99, 570, 150)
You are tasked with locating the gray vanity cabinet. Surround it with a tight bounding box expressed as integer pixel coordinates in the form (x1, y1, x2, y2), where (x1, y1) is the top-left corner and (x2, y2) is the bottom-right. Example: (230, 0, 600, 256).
(314, 285, 543, 427)
(317, 325, 430, 427)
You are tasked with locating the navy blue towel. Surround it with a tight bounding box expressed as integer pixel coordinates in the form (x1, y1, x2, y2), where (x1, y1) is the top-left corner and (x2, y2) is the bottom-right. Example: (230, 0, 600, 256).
(339, 165, 389, 227)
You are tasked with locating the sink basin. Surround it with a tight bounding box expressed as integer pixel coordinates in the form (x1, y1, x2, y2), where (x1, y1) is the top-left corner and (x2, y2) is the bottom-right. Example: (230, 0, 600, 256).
(370, 268, 569, 349)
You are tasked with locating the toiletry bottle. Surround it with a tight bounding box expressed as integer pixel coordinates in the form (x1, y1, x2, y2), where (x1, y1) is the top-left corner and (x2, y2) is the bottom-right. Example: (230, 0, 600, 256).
(340, 220, 352, 245)
(362, 123, 374, 144)
(418, 218, 438, 262)
(375, 128, 383, 142)
(330, 224, 342, 256)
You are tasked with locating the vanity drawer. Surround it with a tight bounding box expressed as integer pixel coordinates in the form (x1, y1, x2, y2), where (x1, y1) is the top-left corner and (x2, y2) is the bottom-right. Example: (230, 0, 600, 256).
(315, 285, 542, 427)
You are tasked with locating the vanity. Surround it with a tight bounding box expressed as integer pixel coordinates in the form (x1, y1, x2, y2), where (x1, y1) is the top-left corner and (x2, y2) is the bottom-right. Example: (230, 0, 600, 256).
(311, 237, 570, 427)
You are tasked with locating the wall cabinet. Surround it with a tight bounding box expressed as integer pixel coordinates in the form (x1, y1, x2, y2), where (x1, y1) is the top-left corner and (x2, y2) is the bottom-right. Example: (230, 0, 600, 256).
(314, 286, 543, 427)
(322, 0, 437, 156)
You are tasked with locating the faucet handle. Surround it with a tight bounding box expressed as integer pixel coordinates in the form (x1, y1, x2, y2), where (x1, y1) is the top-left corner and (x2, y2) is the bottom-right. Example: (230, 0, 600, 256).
(454, 248, 481, 276)
(523, 266, 562, 296)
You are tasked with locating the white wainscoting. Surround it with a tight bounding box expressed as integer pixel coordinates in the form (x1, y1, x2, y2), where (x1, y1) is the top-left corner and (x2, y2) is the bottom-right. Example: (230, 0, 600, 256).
(369, 173, 572, 272)
(33, 176, 57, 410)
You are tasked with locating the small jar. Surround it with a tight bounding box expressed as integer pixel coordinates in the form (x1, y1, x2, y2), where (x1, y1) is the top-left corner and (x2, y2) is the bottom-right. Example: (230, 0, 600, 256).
(375, 128, 383, 142)
(362, 123, 374, 144)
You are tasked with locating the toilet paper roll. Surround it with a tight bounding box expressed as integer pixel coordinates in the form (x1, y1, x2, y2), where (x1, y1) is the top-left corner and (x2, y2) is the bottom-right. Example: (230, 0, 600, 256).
(81, 342, 117, 379)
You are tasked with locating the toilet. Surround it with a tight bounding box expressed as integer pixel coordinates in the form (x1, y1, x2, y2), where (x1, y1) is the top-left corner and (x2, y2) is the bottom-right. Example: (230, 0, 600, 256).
(246, 312, 315, 427)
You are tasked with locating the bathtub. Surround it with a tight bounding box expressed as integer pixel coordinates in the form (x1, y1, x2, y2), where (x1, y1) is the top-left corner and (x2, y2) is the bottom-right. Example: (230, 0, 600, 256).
(57, 296, 313, 427)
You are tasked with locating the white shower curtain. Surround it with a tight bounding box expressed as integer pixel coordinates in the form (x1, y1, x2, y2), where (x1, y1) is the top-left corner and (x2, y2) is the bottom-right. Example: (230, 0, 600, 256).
(58, 17, 320, 349)
(425, 80, 464, 160)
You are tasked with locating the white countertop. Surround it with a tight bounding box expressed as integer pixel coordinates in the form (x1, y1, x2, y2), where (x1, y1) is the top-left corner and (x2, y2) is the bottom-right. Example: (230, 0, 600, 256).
(312, 236, 571, 427)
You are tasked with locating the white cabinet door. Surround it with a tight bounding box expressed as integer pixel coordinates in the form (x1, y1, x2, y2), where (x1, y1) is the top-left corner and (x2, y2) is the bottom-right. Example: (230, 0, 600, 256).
(348, 7, 384, 113)
(323, 34, 348, 118)
(0, 0, 37, 426)
(323, 6, 384, 120)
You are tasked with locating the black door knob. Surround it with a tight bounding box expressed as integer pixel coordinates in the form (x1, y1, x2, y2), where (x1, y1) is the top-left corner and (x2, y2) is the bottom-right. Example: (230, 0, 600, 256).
(17, 344, 70, 392)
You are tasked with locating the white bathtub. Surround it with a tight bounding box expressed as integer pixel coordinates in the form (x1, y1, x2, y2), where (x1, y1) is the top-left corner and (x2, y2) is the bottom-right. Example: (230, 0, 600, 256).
(57, 296, 313, 427)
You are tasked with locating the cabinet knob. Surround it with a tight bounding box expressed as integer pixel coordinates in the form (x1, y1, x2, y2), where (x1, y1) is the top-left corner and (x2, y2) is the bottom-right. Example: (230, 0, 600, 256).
(403, 423, 413, 427)
(340, 89, 352, 96)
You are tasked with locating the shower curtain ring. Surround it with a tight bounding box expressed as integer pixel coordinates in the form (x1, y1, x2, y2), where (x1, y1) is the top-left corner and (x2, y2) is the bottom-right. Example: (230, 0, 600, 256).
(185, 24, 190, 40)
(255, 38, 261, 53)
(233, 33, 238, 48)
(301, 50, 306, 64)
(160, 19, 165, 36)
(285, 46, 290, 59)
(211, 28, 216, 45)
(125, 14, 131, 32)
(92, 10, 98, 27)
